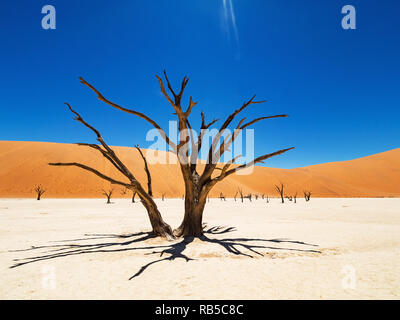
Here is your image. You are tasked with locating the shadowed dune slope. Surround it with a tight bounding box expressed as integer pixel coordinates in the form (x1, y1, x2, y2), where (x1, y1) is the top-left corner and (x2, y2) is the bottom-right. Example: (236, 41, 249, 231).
(0, 141, 399, 198)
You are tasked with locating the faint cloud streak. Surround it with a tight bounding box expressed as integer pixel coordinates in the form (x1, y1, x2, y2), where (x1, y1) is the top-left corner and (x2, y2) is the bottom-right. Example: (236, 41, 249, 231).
(221, 0, 240, 59)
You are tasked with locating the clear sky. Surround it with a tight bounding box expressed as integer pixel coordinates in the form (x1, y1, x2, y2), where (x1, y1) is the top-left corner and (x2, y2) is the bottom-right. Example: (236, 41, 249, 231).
(0, 0, 399, 168)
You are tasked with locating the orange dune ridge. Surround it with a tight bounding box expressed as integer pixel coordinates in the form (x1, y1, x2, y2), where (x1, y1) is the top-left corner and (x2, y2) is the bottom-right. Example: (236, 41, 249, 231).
(0, 141, 399, 198)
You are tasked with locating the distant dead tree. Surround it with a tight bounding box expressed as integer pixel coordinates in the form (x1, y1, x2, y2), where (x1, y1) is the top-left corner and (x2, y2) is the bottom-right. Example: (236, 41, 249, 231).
(294, 192, 297, 203)
(275, 183, 285, 203)
(238, 188, 244, 203)
(244, 193, 252, 202)
(237, 188, 252, 202)
(49, 72, 293, 237)
(219, 192, 226, 201)
(266, 195, 269, 203)
(161, 193, 166, 201)
(131, 191, 137, 203)
(254, 194, 259, 200)
(285, 195, 293, 201)
(135, 145, 153, 197)
(304, 191, 312, 202)
(121, 187, 137, 203)
(234, 191, 238, 202)
(102, 189, 113, 204)
(34, 185, 45, 201)
(120, 188, 128, 196)
(261, 194, 265, 200)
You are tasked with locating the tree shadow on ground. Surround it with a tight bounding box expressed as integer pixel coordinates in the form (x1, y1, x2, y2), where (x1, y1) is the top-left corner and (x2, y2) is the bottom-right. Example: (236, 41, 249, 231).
(9, 225, 320, 280)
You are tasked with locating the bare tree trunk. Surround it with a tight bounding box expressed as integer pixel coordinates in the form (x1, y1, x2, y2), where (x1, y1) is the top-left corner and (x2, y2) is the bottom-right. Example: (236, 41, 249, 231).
(132, 191, 136, 203)
(174, 178, 209, 237)
(175, 198, 206, 237)
(142, 200, 173, 237)
(135, 185, 173, 238)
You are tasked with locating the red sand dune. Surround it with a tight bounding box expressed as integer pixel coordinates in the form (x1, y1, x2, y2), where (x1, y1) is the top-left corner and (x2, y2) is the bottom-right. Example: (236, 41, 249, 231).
(0, 141, 399, 198)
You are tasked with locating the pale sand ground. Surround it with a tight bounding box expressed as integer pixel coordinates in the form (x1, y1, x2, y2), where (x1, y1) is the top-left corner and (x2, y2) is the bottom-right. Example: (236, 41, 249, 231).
(0, 198, 399, 299)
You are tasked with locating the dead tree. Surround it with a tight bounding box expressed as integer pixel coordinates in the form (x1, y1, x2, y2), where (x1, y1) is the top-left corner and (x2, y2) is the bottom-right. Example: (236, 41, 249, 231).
(255, 194, 259, 200)
(234, 191, 238, 202)
(131, 191, 137, 203)
(50, 73, 293, 237)
(244, 193, 252, 202)
(103, 189, 113, 204)
(238, 188, 244, 203)
(219, 192, 226, 201)
(49, 104, 173, 238)
(34, 185, 45, 201)
(275, 183, 285, 203)
(304, 191, 312, 202)
(285, 195, 293, 201)
(294, 192, 297, 203)
(122, 187, 137, 203)
(135, 145, 153, 197)
(261, 194, 265, 200)
(154, 72, 292, 236)
(161, 193, 166, 201)
(266, 195, 269, 203)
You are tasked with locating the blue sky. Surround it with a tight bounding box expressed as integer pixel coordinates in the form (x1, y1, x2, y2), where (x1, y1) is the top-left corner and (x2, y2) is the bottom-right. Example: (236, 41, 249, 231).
(0, 0, 399, 168)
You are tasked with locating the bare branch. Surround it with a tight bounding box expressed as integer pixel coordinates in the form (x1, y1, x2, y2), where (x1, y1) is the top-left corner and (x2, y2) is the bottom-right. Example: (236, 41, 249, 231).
(162, 71, 189, 105)
(155, 74, 178, 111)
(213, 155, 242, 180)
(222, 147, 295, 178)
(201, 112, 219, 129)
(201, 96, 267, 182)
(48, 162, 131, 188)
(184, 96, 198, 117)
(240, 114, 288, 130)
(79, 77, 176, 152)
(218, 95, 266, 133)
(135, 145, 153, 197)
(76, 143, 127, 177)
(64, 103, 136, 182)
(189, 111, 219, 173)
(65, 103, 101, 138)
